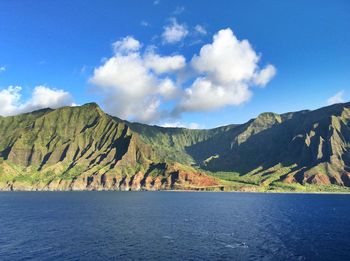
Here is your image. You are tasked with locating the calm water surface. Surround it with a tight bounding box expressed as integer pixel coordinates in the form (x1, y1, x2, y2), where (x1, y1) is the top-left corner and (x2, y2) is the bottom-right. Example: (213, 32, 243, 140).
(0, 192, 349, 260)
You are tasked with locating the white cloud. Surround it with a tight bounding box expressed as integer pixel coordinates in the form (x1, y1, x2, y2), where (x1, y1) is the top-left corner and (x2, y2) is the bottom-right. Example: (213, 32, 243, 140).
(327, 91, 345, 105)
(158, 78, 180, 99)
(90, 28, 275, 124)
(144, 52, 185, 74)
(0, 66, 6, 73)
(137, 98, 161, 123)
(91, 53, 155, 97)
(191, 29, 258, 84)
(0, 86, 21, 116)
(112, 36, 141, 54)
(194, 25, 207, 35)
(253, 64, 276, 87)
(0, 85, 74, 116)
(24, 85, 73, 111)
(177, 78, 251, 112)
(90, 53, 159, 121)
(90, 36, 182, 123)
(176, 28, 275, 113)
(161, 121, 201, 129)
(162, 18, 188, 44)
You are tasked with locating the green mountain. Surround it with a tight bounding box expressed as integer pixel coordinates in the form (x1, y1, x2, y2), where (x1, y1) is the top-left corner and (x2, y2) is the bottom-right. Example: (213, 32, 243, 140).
(1, 102, 350, 192)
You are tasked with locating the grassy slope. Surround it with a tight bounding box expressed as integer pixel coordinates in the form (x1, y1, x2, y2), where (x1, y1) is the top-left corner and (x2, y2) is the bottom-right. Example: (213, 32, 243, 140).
(123, 120, 240, 166)
(124, 102, 350, 191)
(0, 103, 159, 187)
(1, 102, 350, 191)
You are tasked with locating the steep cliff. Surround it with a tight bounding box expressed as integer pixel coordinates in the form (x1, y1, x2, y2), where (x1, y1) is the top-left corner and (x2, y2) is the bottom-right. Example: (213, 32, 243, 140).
(1, 102, 350, 191)
(0, 103, 218, 191)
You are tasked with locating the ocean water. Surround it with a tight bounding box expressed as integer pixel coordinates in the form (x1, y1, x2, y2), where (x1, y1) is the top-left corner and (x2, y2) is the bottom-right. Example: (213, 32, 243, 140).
(0, 192, 349, 260)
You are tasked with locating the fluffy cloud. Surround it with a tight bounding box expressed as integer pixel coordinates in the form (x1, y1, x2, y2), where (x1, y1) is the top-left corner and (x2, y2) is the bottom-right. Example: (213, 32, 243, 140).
(177, 78, 251, 112)
(90, 53, 159, 121)
(90, 36, 184, 123)
(0, 66, 6, 73)
(23, 85, 74, 111)
(112, 36, 141, 54)
(91, 53, 155, 97)
(158, 78, 180, 99)
(144, 52, 186, 74)
(91, 29, 276, 124)
(176, 28, 276, 113)
(0, 86, 21, 116)
(0, 85, 74, 116)
(253, 64, 276, 87)
(162, 18, 188, 44)
(327, 91, 345, 105)
(192, 29, 258, 84)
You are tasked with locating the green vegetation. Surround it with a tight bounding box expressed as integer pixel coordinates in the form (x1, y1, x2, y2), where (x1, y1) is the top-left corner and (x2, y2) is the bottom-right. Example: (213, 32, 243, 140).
(0, 102, 350, 192)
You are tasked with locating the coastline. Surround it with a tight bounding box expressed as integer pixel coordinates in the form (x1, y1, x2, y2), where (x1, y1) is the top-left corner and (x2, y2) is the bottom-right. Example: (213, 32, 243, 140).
(1, 189, 349, 194)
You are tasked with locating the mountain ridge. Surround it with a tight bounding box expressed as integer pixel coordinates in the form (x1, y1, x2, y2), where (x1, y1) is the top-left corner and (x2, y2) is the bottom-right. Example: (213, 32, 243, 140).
(1, 102, 350, 192)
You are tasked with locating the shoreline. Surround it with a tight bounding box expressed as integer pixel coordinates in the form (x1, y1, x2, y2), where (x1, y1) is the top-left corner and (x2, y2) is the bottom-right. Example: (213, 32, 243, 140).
(0, 189, 349, 194)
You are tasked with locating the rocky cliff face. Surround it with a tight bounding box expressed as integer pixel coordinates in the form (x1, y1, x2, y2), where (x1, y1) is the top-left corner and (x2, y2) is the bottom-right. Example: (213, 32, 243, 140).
(0, 163, 219, 191)
(198, 104, 350, 187)
(126, 102, 350, 189)
(0, 103, 219, 191)
(1, 102, 350, 191)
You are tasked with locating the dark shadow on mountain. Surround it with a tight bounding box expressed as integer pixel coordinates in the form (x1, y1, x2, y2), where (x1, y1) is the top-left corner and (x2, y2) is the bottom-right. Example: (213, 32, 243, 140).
(184, 102, 350, 175)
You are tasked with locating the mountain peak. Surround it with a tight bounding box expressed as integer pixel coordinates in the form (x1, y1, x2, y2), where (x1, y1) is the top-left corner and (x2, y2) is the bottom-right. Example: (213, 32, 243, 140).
(1, 101, 350, 192)
(78, 102, 104, 115)
(81, 102, 101, 109)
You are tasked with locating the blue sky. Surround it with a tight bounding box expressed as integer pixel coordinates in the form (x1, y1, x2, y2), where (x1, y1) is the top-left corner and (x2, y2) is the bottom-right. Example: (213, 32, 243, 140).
(0, 0, 349, 128)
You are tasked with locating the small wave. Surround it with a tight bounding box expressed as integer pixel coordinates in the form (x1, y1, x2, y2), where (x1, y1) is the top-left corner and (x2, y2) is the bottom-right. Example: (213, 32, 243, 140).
(225, 242, 249, 249)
